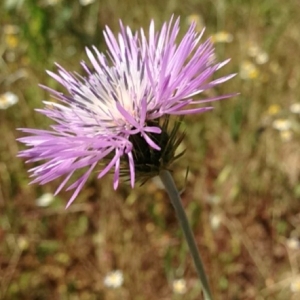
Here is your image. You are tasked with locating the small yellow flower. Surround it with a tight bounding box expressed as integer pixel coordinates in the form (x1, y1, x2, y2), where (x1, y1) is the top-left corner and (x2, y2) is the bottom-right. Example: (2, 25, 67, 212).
(5, 34, 19, 48)
(211, 31, 233, 43)
(104, 270, 124, 289)
(186, 14, 205, 31)
(17, 236, 29, 251)
(172, 279, 187, 294)
(3, 24, 20, 48)
(267, 104, 281, 116)
(240, 60, 259, 80)
(280, 130, 293, 142)
(290, 277, 300, 293)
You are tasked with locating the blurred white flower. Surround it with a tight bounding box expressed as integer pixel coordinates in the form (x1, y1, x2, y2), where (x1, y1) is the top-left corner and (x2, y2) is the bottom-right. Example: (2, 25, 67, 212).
(3, 24, 20, 35)
(240, 60, 259, 80)
(36, 193, 55, 207)
(286, 237, 300, 250)
(290, 103, 300, 114)
(79, 0, 95, 5)
(0, 92, 18, 109)
(272, 119, 292, 131)
(247, 43, 260, 57)
(172, 279, 187, 294)
(247, 42, 268, 64)
(104, 270, 124, 289)
(255, 51, 269, 64)
(210, 213, 222, 230)
(17, 236, 29, 251)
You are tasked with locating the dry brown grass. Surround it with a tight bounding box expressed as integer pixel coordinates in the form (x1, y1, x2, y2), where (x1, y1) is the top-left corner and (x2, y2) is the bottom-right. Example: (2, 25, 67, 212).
(1, 0, 300, 299)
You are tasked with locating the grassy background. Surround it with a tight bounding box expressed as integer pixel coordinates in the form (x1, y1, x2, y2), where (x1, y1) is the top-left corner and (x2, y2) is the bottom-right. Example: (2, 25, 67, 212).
(1, 0, 300, 299)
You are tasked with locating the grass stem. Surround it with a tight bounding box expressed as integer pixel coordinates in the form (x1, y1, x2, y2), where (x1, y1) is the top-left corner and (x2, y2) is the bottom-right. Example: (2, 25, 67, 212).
(159, 170, 212, 300)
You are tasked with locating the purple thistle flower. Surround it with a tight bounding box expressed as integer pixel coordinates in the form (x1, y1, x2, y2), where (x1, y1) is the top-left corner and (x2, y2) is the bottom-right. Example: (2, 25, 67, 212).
(18, 17, 235, 208)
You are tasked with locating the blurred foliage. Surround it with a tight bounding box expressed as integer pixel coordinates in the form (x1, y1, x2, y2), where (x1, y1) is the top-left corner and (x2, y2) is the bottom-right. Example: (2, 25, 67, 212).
(1, 0, 300, 299)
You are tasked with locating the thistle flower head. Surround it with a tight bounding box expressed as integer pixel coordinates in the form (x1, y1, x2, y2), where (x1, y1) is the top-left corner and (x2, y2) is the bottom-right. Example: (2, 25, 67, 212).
(18, 17, 235, 207)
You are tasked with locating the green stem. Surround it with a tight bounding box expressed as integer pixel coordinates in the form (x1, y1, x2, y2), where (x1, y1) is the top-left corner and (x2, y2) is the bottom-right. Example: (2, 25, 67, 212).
(159, 170, 213, 300)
